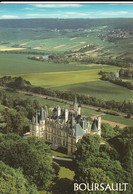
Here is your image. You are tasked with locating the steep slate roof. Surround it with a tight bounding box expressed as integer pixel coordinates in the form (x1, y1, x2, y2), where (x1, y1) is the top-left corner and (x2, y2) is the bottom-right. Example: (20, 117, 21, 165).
(91, 119, 98, 131)
(75, 124, 85, 137)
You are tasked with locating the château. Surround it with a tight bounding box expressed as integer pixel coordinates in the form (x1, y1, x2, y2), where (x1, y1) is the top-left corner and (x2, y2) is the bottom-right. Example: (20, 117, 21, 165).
(30, 97, 101, 155)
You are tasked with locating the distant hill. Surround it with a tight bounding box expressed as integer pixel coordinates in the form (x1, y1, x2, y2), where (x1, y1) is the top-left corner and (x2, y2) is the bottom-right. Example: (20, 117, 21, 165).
(0, 18, 133, 30)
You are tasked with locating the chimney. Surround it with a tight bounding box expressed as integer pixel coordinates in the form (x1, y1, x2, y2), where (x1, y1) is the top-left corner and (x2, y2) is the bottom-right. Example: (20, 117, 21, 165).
(78, 106, 81, 115)
(65, 109, 68, 122)
(97, 116, 101, 136)
(57, 105, 61, 117)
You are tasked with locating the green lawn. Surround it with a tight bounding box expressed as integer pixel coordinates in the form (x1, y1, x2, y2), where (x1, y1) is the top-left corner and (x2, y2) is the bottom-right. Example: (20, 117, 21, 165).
(51, 150, 71, 158)
(59, 167, 75, 180)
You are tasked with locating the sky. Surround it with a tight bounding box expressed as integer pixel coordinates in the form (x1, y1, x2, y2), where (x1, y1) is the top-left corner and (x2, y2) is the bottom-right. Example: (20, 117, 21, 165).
(0, 3, 133, 19)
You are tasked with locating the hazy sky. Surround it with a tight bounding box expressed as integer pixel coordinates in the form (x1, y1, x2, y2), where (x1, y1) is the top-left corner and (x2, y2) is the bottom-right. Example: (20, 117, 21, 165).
(0, 3, 133, 19)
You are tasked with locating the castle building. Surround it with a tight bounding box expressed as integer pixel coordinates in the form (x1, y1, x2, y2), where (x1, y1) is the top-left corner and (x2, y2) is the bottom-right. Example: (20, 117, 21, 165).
(30, 97, 101, 155)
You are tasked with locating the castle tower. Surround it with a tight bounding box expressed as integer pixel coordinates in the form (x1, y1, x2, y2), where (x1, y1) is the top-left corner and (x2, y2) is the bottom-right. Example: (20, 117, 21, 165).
(65, 109, 68, 123)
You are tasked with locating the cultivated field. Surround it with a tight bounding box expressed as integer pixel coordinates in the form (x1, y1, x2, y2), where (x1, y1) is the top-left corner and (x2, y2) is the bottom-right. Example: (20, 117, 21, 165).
(0, 47, 26, 51)
(0, 53, 132, 102)
(1, 27, 133, 58)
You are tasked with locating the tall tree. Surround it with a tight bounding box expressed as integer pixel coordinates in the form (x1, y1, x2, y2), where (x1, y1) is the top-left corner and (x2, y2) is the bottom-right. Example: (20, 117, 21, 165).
(0, 161, 38, 194)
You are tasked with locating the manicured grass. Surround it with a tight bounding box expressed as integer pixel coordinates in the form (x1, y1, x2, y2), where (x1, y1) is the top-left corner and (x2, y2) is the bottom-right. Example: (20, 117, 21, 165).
(59, 167, 75, 180)
(51, 150, 71, 158)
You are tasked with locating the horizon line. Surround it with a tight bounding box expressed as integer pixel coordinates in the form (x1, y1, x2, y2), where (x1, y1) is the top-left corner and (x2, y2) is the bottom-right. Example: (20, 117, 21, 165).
(0, 17, 133, 20)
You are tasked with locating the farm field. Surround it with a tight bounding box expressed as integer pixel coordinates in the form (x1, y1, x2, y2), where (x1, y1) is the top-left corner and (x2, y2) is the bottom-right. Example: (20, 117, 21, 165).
(0, 53, 90, 75)
(1, 27, 133, 59)
(0, 53, 132, 102)
(26, 34, 109, 52)
(55, 80, 133, 102)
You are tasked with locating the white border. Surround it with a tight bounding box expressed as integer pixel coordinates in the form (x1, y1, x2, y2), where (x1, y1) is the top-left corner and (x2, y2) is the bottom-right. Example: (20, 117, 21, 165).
(1, 1, 133, 4)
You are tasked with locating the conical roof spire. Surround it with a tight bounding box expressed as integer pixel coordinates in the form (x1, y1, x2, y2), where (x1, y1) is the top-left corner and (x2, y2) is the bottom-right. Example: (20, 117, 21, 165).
(91, 118, 98, 131)
(74, 96, 77, 106)
(41, 106, 44, 120)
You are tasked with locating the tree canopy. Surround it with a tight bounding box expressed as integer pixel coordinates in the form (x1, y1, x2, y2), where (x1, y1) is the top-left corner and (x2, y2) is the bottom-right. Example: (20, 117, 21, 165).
(0, 161, 38, 194)
(0, 133, 55, 190)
